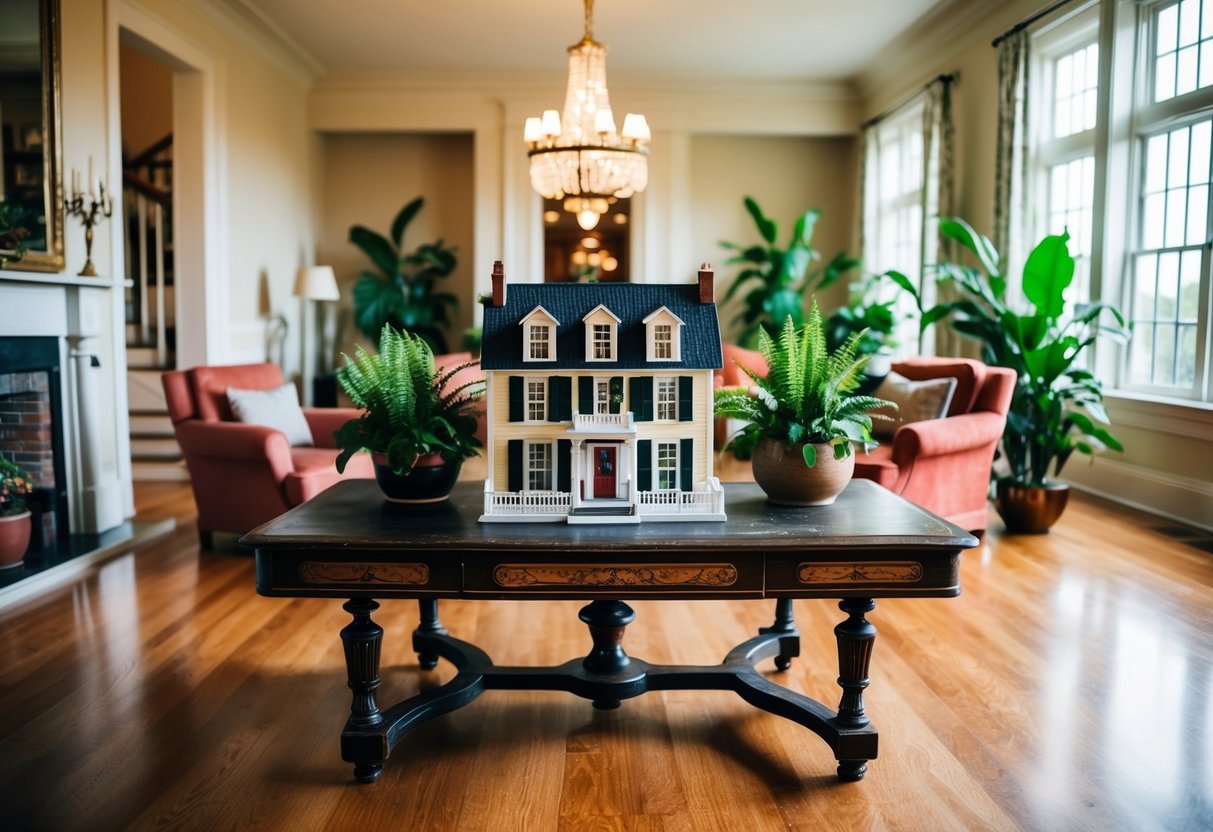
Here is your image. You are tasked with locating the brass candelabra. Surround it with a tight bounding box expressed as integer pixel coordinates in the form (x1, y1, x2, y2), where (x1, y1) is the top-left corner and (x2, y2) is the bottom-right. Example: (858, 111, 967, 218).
(65, 180, 113, 277)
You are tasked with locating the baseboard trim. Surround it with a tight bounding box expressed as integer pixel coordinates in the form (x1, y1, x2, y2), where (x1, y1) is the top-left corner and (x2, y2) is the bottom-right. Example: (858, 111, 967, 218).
(1061, 457, 1213, 533)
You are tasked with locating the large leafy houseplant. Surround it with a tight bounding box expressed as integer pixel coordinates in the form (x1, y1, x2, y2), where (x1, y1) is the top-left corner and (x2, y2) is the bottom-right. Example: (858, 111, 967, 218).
(350, 196, 459, 354)
(825, 269, 923, 358)
(720, 197, 860, 348)
(334, 325, 483, 477)
(714, 302, 892, 469)
(924, 218, 1129, 490)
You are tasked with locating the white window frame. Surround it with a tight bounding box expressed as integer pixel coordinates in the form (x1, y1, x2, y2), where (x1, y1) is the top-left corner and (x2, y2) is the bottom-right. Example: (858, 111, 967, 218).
(643, 307, 684, 362)
(655, 441, 678, 491)
(583, 305, 620, 362)
(521, 306, 558, 363)
(594, 377, 611, 414)
(524, 377, 547, 422)
(525, 440, 554, 492)
(1108, 0, 1213, 403)
(655, 377, 678, 421)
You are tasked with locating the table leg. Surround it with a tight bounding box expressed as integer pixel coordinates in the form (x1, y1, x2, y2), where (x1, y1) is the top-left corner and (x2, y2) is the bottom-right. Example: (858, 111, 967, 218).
(758, 598, 800, 671)
(415, 599, 447, 670)
(341, 598, 384, 783)
(834, 597, 877, 781)
(579, 599, 635, 709)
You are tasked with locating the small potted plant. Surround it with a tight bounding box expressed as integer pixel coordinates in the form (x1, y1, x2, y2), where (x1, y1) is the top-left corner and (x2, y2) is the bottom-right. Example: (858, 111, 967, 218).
(334, 324, 483, 503)
(714, 302, 894, 506)
(0, 457, 34, 569)
(925, 218, 1129, 532)
(825, 270, 921, 393)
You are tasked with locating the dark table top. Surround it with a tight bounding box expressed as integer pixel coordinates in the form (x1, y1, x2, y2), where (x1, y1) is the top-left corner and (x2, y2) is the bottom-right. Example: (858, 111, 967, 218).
(242, 479, 977, 554)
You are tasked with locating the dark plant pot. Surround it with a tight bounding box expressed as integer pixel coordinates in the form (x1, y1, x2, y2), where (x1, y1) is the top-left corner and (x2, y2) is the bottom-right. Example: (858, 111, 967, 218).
(371, 453, 462, 504)
(752, 437, 854, 506)
(0, 511, 32, 570)
(995, 480, 1070, 534)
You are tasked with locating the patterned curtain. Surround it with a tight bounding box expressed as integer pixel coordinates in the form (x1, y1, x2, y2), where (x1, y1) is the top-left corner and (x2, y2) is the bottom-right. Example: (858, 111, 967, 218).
(921, 75, 957, 356)
(993, 29, 1031, 274)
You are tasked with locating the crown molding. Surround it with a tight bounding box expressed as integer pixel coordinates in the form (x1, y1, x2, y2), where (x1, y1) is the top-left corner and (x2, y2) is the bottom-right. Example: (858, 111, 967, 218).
(180, 0, 323, 85)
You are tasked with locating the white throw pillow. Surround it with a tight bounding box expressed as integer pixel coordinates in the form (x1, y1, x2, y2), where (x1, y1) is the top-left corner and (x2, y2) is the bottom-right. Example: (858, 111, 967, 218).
(226, 383, 314, 447)
(869, 372, 958, 440)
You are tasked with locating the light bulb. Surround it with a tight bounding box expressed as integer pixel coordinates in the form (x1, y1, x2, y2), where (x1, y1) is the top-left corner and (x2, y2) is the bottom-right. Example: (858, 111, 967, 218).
(576, 210, 600, 230)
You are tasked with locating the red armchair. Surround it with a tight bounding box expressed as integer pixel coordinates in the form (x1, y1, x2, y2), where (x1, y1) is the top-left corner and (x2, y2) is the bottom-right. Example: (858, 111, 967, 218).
(852, 357, 1015, 533)
(162, 363, 374, 544)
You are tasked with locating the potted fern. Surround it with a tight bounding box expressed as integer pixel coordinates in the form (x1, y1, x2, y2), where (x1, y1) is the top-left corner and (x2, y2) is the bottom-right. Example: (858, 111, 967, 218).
(714, 302, 893, 506)
(334, 325, 483, 503)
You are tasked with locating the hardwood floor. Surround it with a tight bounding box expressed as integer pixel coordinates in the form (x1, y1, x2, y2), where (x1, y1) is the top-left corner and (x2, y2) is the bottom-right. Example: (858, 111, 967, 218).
(0, 470, 1210, 831)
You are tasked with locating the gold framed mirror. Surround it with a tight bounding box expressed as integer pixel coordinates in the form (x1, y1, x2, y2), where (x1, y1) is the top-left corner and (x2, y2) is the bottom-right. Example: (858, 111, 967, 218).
(0, 0, 64, 272)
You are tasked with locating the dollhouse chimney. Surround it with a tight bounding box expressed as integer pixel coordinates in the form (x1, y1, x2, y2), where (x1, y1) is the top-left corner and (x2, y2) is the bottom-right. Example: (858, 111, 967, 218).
(697, 262, 714, 304)
(490, 260, 506, 307)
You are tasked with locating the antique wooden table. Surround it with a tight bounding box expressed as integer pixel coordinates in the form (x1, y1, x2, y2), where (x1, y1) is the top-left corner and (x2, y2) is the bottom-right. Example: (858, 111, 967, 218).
(243, 478, 976, 784)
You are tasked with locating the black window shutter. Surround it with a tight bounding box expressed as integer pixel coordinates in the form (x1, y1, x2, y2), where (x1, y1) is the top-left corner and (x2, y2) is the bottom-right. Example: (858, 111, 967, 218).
(630, 377, 653, 421)
(609, 377, 623, 413)
(578, 377, 593, 414)
(678, 376, 693, 421)
(548, 376, 570, 421)
(558, 439, 572, 492)
(636, 439, 652, 492)
(508, 440, 523, 491)
(508, 376, 523, 422)
(680, 438, 693, 492)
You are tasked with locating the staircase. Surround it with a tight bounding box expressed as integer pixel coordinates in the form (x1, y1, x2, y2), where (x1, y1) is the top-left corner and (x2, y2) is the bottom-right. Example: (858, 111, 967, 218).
(123, 134, 186, 481)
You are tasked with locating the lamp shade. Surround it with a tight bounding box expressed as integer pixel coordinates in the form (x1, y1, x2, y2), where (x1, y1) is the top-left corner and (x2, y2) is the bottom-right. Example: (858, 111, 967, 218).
(293, 266, 340, 301)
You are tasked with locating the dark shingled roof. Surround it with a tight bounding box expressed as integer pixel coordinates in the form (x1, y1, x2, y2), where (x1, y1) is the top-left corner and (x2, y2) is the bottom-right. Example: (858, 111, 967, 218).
(481, 282, 722, 371)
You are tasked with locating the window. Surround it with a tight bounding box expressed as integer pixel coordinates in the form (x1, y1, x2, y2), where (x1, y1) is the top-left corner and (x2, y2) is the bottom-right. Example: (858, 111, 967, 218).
(528, 324, 550, 360)
(654, 324, 673, 359)
(656, 441, 678, 490)
(1121, 0, 1213, 399)
(592, 324, 612, 359)
(527, 442, 553, 491)
(595, 379, 610, 414)
(656, 378, 677, 421)
(526, 379, 546, 422)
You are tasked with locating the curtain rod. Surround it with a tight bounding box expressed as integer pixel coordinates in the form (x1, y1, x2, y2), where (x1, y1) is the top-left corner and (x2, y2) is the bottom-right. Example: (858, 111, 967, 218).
(860, 73, 956, 130)
(992, 0, 1078, 47)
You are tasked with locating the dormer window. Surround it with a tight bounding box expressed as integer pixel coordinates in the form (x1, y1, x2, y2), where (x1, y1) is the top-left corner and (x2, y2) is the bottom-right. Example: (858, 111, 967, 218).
(582, 305, 620, 362)
(643, 307, 684, 362)
(521, 306, 558, 362)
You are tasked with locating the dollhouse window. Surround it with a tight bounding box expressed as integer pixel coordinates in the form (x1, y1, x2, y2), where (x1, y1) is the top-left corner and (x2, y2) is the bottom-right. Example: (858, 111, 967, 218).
(656, 378, 677, 421)
(526, 379, 546, 422)
(583, 305, 620, 361)
(656, 442, 678, 490)
(643, 307, 683, 361)
(592, 324, 613, 359)
(527, 441, 553, 491)
(521, 306, 558, 362)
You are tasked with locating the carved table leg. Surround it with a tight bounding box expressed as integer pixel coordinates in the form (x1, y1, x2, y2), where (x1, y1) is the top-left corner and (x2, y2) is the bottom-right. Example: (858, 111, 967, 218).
(758, 598, 800, 671)
(834, 598, 877, 781)
(415, 599, 447, 670)
(341, 599, 384, 783)
(579, 600, 635, 709)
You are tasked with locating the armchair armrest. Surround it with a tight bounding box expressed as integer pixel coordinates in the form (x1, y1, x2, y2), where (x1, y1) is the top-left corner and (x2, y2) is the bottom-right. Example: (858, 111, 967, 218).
(303, 407, 362, 449)
(891, 412, 1007, 466)
(174, 420, 294, 482)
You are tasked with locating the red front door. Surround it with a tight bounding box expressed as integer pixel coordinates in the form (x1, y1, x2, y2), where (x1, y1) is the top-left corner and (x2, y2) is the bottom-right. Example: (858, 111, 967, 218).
(593, 446, 617, 498)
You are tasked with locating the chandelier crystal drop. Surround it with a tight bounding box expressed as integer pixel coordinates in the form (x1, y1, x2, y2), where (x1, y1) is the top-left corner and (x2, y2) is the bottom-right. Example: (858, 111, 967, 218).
(524, 0, 650, 231)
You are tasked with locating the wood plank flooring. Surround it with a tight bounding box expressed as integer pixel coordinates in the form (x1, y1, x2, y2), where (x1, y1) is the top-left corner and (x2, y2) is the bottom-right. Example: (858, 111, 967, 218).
(0, 471, 1210, 831)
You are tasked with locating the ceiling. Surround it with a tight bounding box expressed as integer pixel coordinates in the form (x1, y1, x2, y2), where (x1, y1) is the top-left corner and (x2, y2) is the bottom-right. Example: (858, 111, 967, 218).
(244, 0, 954, 83)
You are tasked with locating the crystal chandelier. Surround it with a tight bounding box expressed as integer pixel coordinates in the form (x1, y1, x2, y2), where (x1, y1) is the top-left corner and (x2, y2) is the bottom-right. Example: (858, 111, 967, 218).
(524, 0, 650, 231)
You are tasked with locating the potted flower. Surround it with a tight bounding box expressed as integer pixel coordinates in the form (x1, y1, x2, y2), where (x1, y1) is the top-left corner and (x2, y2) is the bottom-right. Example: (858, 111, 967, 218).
(334, 324, 483, 503)
(0, 457, 34, 569)
(714, 302, 894, 506)
(720, 196, 860, 348)
(924, 218, 1129, 532)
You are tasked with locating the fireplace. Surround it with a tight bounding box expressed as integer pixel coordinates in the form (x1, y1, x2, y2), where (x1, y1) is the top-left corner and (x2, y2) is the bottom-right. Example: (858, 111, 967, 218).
(0, 337, 69, 555)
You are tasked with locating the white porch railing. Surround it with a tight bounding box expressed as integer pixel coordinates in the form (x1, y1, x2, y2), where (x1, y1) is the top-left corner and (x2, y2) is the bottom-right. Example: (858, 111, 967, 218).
(571, 411, 634, 431)
(637, 477, 725, 516)
(485, 491, 571, 515)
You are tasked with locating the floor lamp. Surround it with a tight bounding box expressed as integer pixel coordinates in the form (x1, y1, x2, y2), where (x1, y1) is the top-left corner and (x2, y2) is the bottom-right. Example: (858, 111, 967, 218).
(294, 266, 340, 406)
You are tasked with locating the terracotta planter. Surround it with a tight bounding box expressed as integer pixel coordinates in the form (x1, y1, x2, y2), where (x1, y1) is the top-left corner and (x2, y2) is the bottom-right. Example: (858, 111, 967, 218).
(371, 453, 462, 504)
(995, 480, 1070, 534)
(752, 437, 854, 506)
(0, 511, 32, 570)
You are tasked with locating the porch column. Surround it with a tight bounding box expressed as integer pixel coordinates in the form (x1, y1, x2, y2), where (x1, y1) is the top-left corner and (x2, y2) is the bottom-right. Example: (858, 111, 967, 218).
(625, 437, 638, 513)
(571, 439, 583, 509)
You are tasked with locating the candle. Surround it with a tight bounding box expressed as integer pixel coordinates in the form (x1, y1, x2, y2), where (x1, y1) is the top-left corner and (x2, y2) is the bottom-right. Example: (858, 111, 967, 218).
(88, 156, 98, 199)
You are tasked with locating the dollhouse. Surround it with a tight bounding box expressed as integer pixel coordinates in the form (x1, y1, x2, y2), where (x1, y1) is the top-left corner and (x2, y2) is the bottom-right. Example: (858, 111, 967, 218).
(478, 261, 726, 523)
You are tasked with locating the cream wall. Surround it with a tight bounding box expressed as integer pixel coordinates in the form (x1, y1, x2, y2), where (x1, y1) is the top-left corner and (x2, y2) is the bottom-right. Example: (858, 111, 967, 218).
(689, 135, 858, 343)
(316, 132, 475, 358)
(858, 0, 1213, 529)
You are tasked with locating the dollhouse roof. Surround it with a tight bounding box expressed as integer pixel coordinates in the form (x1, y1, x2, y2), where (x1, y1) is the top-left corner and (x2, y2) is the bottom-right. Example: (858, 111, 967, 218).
(481, 282, 722, 371)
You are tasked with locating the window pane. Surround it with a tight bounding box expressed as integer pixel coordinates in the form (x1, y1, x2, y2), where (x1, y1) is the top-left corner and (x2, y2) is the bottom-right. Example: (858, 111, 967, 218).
(1180, 249, 1203, 321)
(1177, 326, 1197, 386)
(1168, 127, 1189, 188)
(1177, 45, 1199, 94)
(1202, 42, 1213, 88)
(1130, 322, 1154, 382)
(1143, 193, 1166, 248)
(1179, 0, 1199, 47)
(1186, 184, 1208, 244)
(1154, 323, 1177, 383)
(1159, 3, 1179, 54)
(1189, 121, 1211, 182)
(1205, 0, 1213, 38)
(1136, 254, 1159, 316)
(1158, 251, 1180, 319)
(1166, 189, 1188, 246)
(1146, 134, 1169, 193)
(1157, 52, 1177, 101)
